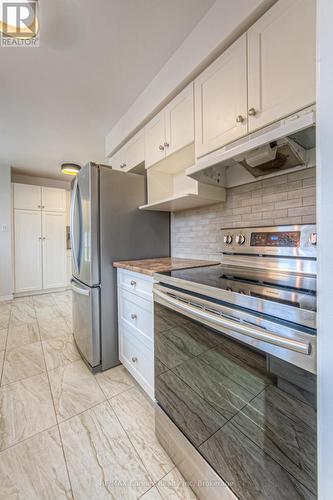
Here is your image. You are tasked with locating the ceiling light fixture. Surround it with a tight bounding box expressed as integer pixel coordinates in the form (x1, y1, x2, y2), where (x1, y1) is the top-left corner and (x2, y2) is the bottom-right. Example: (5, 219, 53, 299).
(61, 163, 81, 176)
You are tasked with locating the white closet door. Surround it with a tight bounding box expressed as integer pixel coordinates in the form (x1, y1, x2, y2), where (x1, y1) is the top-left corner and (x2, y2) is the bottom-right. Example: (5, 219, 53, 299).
(42, 187, 66, 212)
(42, 211, 66, 289)
(14, 210, 42, 293)
(247, 0, 316, 131)
(13, 184, 41, 210)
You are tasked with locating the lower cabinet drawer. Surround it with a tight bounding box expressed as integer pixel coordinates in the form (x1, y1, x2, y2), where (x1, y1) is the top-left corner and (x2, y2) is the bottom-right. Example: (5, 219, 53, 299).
(119, 324, 154, 398)
(118, 269, 153, 300)
(119, 288, 153, 341)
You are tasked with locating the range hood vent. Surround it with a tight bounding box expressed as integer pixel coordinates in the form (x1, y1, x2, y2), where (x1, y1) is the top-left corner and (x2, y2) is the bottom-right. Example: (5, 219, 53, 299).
(240, 136, 308, 178)
(187, 107, 316, 188)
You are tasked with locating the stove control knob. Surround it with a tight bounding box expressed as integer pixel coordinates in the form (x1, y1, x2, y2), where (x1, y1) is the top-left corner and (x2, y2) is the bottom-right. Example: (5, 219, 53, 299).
(223, 234, 233, 245)
(236, 234, 246, 245)
(310, 233, 317, 246)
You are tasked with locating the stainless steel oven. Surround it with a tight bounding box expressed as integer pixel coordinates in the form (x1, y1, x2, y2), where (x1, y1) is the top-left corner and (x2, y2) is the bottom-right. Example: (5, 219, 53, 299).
(153, 225, 317, 500)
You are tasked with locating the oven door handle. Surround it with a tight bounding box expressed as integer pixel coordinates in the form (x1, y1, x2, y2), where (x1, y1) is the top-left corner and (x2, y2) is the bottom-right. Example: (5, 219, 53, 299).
(153, 288, 311, 355)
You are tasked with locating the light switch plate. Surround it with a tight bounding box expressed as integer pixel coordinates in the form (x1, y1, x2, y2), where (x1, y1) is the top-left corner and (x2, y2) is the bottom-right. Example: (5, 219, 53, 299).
(1, 224, 8, 232)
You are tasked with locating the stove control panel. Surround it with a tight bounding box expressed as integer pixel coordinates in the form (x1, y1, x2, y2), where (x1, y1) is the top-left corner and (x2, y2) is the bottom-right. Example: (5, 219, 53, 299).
(220, 224, 317, 258)
(250, 231, 300, 247)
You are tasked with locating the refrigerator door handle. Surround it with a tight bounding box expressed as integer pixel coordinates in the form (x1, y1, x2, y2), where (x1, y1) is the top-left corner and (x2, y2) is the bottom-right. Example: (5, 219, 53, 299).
(71, 280, 90, 297)
(70, 178, 82, 275)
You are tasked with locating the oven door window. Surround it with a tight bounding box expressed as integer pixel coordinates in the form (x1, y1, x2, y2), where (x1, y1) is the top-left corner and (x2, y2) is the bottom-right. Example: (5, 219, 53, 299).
(154, 301, 317, 499)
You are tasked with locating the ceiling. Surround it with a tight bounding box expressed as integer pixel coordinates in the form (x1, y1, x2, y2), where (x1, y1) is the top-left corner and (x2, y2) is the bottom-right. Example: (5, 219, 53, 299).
(0, 0, 215, 179)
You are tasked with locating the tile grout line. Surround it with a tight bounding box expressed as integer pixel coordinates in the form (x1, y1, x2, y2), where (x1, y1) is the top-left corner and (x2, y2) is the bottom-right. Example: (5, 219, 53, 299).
(106, 392, 178, 498)
(36, 297, 75, 500)
(0, 422, 59, 455)
(0, 301, 12, 386)
(105, 397, 157, 494)
(95, 376, 137, 400)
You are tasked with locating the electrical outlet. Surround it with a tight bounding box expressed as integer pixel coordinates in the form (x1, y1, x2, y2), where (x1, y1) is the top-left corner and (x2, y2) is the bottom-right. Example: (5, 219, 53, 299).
(1, 224, 8, 232)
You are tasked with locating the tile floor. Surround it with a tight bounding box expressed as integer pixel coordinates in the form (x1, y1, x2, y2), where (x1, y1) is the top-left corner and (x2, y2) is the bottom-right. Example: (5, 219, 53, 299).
(0, 291, 197, 500)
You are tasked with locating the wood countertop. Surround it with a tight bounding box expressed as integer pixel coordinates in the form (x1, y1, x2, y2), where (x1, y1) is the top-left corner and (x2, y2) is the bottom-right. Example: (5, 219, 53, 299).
(113, 257, 219, 276)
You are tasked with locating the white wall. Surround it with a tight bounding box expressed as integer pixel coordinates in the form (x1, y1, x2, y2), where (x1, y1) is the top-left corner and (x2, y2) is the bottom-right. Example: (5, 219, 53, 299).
(0, 164, 13, 300)
(317, 1, 333, 498)
(105, 0, 276, 156)
(11, 172, 71, 190)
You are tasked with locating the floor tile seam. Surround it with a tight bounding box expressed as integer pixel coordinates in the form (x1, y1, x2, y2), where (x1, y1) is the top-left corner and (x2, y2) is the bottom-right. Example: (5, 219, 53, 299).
(39, 332, 75, 499)
(95, 377, 136, 400)
(0, 307, 12, 385)
(105, 398, 157, 492)
(108, 396, 174, 485)
(55, 397, 108, 426)
(1, 310, 48, 387)
(1, 365, 47, 387)
(0, 422, 59, 454)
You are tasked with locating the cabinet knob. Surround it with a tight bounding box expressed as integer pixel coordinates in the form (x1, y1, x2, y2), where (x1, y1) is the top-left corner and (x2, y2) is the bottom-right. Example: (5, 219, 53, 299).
(132, 356, 138, 363)
(164, 142, 169, 148)
(38, 205, 41, 208)
(236, 115, 245, 123)
(248, 108, 257, 116)
(38, 236, 42, 240)
(120, 163, 126, 168)
(159, 145, 164, 151)
(131, 313, 137, 320)
(130, 280, 136, 286)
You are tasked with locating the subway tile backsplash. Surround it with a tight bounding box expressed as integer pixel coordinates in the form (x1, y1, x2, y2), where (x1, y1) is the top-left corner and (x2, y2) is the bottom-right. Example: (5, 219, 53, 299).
(171, 168, 316, 260)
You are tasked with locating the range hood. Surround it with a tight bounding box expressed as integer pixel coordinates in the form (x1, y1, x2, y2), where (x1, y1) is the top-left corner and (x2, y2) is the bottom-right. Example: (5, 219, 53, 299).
(187, 107, 316, 188)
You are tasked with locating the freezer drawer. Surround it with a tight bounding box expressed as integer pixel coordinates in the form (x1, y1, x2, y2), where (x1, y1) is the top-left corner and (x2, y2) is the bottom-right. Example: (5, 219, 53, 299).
(71, 278, 100, 368)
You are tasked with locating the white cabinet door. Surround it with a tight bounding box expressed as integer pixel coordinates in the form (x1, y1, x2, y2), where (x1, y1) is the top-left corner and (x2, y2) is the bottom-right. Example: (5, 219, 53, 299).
(195, 34, 248, 158)
(145, 110, 166, 168)
(13, 184, 41, 210)
(14, 210, 43, 293)
(165, 83, 194, 157)
(109, 145, 127, 171)
(42, 187, 66, 212)
(42, 212, 66, 289)
(125, 130, 145, 171)
(247, 0, 316, 132)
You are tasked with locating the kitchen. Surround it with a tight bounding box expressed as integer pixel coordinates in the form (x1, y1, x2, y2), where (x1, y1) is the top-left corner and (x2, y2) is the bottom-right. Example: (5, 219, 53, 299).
(0, 0, 331, 499)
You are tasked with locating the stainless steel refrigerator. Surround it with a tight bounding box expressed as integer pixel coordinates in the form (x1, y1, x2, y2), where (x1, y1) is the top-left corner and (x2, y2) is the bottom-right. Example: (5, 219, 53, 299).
(70, 162, 169, 371)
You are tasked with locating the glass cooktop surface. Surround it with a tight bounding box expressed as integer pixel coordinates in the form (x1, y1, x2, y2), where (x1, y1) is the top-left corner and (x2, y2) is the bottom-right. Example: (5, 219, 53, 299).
(159, 264, 316, 312)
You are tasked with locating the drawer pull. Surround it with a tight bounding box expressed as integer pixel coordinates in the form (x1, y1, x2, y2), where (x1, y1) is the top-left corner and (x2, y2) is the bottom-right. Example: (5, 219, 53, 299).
(130, 280, 137, 286)
(132, 356, 138, 363)
(131, 313, 137, 320)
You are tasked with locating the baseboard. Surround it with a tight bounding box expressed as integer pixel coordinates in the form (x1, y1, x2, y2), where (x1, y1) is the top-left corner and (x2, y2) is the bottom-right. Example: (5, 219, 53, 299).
(0, 294, 13, 302)
(14, 287, 67, 298)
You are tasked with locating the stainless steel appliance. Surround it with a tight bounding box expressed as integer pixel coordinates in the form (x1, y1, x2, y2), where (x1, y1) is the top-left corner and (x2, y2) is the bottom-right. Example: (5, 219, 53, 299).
(70, 162, 169, 371)
(187, 106, 316, 187)
(153, 224, 317, 500)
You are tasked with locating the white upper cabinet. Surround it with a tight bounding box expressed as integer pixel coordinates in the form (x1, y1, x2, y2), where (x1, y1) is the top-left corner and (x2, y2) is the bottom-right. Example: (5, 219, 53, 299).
(247, 0, 316, 132)
(164, 83, 194, 157)
(13, 183, 42, 210)
(109, 148, 124, 171)
(42, 211, 66, 289)
(110, 130, 145, 172)
(195, 35, 248, 158)
(125, 130, 145, 171)
(41, 187, 66, 212)
(13, 184, 66, 212)
(145, 83, 195, 168)
(145, 110, 166, 168)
